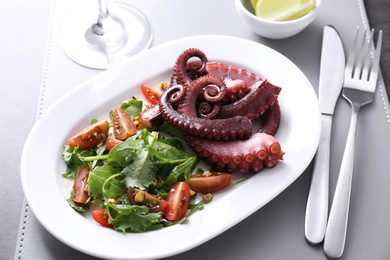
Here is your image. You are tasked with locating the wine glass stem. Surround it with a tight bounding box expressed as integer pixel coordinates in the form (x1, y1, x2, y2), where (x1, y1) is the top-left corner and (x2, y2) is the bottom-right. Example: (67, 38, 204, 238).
(92, 0, 113, 35)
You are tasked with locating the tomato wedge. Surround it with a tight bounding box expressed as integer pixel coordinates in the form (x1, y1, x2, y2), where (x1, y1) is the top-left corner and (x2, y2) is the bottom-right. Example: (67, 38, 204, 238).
(92, 208, 113, 228)
(73, 165, 90, 205)
(164, 182, 191, 221)
(127, 187, 168, 213)
(141, 84, 160, 105)
(112, 107, 137, 141)
(187, 172, 232, 194)
(105, 137, 122, 151)
(68, 120, 109, 149)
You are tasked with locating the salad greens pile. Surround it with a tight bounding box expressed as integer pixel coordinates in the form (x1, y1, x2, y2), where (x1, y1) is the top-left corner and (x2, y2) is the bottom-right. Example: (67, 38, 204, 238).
(61, 99, 202, 232)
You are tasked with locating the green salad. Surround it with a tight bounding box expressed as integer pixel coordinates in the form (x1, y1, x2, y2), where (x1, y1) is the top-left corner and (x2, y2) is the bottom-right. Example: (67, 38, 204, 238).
(61, 85, 235, 232)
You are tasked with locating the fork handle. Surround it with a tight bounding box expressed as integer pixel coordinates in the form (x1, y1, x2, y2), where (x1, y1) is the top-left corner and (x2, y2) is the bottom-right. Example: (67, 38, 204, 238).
(305, 115, 332, 244)
(323, 107, 359, 258)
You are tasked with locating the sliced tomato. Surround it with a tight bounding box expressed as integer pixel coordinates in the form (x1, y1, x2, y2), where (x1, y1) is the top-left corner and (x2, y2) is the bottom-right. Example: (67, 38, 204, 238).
(73, 165, 90, 205)
(92, 208, 113, 228)
(106, 137, 122, 151)
(68, 120, 109, 149)
(141, 84, 160, 105)
(127, 187, 168, 213)
(187, 172, 232, 194)
(164, 182, 191, 221)
(112, 107, 137, 141)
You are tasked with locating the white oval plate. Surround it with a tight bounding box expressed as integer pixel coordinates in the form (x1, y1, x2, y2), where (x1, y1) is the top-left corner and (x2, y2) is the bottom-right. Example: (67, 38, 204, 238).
(21, 35, 320, 260)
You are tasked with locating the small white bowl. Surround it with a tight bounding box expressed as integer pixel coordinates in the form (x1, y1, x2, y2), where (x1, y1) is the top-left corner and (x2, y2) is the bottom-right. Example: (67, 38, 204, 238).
(235, 0, 321, 39)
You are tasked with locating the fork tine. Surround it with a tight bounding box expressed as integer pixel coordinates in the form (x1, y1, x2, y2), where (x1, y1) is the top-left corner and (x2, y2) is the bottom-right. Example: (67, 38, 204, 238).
(352, 28, 368, 80)
(369, 29, 383, 84)
(345, 27, 362, 79)
(361, 29, 375, 81)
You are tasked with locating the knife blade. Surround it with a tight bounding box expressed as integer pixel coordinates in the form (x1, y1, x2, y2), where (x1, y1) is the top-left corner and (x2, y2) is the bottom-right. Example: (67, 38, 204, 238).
(305, 25, 345, 245)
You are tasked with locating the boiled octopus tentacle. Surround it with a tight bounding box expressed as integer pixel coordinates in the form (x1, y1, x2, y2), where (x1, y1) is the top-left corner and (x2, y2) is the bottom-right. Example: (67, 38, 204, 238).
(219, 80, 281, 120)
(185, 133, 285, 174)
(258, 101, 281, 136)
(159, 85, 253, 141)
(173, 48, 208, 87)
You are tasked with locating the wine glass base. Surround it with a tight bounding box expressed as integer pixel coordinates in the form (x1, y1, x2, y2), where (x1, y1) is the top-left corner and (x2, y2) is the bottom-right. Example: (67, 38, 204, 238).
(60, 1, 153, 69)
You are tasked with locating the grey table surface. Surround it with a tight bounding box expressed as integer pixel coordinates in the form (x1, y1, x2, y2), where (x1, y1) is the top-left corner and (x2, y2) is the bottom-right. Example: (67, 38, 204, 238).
(1, 0, 389, 260)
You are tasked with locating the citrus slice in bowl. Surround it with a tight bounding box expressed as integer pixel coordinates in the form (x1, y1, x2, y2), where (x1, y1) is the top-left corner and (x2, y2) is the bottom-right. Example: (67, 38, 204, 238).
(250, 0, 258, 9)
(255, 0, 316, 21)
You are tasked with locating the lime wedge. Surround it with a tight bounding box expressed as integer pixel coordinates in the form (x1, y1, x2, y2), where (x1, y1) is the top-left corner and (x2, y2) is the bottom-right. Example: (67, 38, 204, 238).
(250, 0, 258, 10)
(255, 0, 316, 21)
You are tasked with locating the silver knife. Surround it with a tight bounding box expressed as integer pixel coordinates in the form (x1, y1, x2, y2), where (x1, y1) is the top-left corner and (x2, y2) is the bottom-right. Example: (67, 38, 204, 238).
(305, 25, 345, 245)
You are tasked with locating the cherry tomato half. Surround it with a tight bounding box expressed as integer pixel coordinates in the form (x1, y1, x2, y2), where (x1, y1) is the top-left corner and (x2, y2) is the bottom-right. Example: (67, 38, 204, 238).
(141, 84, 160, 105)
(187, 172, 232, 194)
(127, 187, 168, 213)
(68, 120, 109, 149)
(164, 182, 191, 221)
(112, 107, 137, 141)
(73, 165, 90, 205)
(92, 208, 113, 228)
(105, 137, 122, 151)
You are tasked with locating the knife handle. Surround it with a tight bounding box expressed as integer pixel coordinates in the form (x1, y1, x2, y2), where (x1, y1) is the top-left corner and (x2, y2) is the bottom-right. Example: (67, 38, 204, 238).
(305, 114, 332, 244)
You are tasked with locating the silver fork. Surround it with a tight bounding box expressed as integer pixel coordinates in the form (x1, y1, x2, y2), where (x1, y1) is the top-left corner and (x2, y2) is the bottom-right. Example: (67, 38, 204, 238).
(323, 27, 382, 258)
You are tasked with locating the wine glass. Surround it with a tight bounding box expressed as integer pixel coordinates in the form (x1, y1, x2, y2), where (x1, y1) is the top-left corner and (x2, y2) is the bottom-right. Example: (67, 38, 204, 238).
(60, 0, 153, 69)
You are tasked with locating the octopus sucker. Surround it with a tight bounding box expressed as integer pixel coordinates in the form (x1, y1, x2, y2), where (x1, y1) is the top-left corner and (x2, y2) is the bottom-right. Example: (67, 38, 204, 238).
(233, 155, 242, 165)
(211, 154, 219, 162)
(222, 155, 230, 163)
(244, 154, 254, 163)
(256, 150, 268, 160)
(269, 142, 282, 155)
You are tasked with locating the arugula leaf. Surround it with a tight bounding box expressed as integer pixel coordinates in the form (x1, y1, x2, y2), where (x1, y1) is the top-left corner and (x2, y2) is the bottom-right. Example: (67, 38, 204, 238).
(164, 156, 197, 188)
(108, 204, 163, 232)
(88, 165, 125, 203)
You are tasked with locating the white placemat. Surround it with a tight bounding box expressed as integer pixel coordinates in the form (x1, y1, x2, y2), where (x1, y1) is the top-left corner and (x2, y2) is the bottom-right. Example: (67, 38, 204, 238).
(15, 0, 390, 259)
